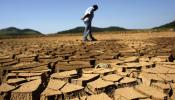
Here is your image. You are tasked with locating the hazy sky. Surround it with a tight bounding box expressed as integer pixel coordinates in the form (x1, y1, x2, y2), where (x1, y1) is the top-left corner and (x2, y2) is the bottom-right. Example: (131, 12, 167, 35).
(0, 0, 175, 34)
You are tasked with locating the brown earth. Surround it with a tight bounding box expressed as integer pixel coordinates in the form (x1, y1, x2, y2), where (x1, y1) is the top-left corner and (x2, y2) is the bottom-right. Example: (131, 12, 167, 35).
(0, 32, 175, 100)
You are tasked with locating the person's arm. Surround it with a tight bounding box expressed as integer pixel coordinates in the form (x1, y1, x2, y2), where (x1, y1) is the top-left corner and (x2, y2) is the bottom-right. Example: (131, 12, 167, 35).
(81, 7, 94, 20)
(81, 14, 90, 20)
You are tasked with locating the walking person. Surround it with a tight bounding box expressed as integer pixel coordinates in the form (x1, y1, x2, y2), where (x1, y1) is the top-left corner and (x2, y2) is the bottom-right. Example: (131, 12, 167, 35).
(81, 5, 98, 42)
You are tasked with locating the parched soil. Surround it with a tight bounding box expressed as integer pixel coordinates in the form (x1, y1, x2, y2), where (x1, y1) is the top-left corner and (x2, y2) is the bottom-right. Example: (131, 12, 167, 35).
(1, 32, 175, 100)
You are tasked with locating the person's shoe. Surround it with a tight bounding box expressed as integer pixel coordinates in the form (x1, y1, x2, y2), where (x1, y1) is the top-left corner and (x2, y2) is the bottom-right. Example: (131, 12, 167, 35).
(91, 38, 97, 41)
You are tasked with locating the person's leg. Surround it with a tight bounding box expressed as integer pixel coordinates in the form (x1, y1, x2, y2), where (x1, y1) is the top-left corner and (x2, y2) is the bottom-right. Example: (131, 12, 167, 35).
(83, 22, 89, 41)
(88, 22, 96, 41)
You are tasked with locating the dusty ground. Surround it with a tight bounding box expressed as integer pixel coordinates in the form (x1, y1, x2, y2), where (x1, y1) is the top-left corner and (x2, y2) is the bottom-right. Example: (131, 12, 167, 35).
(1, 32, 175, 100)
(47, 32, 175, 41)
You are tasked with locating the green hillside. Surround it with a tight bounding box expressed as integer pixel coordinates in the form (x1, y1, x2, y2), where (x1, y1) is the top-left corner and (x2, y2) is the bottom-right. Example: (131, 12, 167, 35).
(154, 20, 175, 30)
(57, 26, 126, 34)
(0, 27, 43, 36)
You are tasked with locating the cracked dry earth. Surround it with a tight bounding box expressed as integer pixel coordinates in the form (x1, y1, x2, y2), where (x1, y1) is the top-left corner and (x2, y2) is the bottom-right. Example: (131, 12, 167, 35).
(1, 32, 175, 100)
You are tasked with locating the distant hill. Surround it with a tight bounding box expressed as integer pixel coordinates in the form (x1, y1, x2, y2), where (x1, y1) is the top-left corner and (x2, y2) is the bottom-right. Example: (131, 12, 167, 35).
(57, 26, 127, 34)
(0, 27, 43, 36)
(153, 20, 175, 30)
